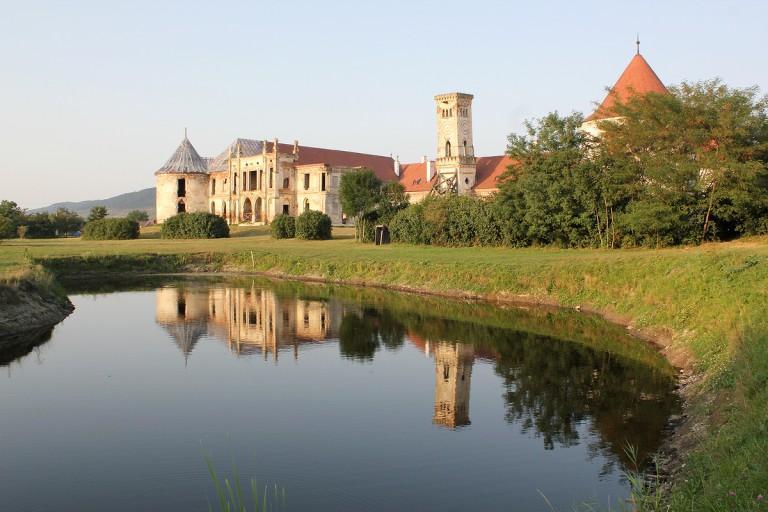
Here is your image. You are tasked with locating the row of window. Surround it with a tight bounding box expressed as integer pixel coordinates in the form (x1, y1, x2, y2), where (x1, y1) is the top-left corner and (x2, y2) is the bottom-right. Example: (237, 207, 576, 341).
(439, 107, 470, 118)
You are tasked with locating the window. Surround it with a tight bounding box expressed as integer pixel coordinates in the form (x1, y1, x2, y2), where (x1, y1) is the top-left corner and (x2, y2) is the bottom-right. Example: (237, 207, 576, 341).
(259, 170, 263, 190)
(177, 178, 186, 197)
(321, 173, 326, 191)
(211, 179, 216, 195)
(283, 177, 289, 189)
(304, 198, 310, 212)
(233, 174, 237, 193)
(445, 140, 452, 158)
(210, 202, 215, 214)
(304, 173, 310, 190)
(269, 169, 273, 188)
(177, 200, 186, 213)
(242, 172, 246, 191)
(282, 204, 289, 215)
(249, 171, 257, 191)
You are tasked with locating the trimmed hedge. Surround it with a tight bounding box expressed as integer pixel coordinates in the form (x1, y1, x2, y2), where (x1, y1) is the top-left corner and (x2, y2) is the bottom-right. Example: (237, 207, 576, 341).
(82, 218, 140, 240)
(270, 214, 296, 239)
(161, 212, 229, 239)
(295, 210, 332, 240)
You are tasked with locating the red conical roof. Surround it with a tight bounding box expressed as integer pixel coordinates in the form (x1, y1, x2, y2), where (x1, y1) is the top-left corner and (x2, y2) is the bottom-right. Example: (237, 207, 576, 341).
(586, 53, 668, 122)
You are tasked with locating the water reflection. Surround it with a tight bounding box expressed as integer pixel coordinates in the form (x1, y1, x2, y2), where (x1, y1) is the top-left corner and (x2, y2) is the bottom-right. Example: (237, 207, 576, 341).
(154, 280, 679, 467)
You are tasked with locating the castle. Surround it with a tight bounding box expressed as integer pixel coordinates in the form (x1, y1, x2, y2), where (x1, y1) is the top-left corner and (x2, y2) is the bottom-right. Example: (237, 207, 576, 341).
(155, 48, 666, 224)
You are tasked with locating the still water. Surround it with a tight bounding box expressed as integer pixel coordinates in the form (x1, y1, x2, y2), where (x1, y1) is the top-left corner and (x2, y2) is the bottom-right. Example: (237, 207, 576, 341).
(0, 277, 680, 511)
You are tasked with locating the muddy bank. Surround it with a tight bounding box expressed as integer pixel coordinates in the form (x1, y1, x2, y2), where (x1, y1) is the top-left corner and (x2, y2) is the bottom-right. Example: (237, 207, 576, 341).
(0, 278, 74, 339)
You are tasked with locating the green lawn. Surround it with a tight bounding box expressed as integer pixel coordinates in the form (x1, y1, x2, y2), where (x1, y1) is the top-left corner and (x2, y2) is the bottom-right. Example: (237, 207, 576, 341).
(1, 230, 767, 510)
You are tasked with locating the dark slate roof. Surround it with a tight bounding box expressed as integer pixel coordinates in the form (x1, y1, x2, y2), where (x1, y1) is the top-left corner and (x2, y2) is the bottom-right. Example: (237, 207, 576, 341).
(208, 138, 266, 172)
(155, 138, 209, 175)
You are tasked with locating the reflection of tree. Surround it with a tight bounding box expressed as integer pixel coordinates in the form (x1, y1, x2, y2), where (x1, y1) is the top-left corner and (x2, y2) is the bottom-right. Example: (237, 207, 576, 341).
(339, 309, 379, 361)
(391, 313, 680, 470)
(338, 308, 406, 360)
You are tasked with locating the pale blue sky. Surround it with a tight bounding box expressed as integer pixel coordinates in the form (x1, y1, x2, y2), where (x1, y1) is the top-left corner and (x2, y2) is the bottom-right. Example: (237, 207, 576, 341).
(1, 0, 766, 208)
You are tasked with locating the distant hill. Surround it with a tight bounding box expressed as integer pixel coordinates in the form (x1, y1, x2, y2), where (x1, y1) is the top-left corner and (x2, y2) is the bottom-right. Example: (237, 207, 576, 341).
(32, 188, 156, 219)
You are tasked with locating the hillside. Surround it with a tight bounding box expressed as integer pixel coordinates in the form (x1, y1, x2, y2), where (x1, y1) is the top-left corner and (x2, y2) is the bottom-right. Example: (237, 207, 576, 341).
(32, 188, 156, 219)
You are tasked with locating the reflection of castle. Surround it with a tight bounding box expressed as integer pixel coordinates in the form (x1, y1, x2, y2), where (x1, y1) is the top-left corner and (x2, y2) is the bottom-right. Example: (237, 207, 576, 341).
(155, 285, 342, 361)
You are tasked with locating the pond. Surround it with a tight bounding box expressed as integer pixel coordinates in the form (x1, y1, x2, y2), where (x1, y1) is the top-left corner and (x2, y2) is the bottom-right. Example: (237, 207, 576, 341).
(0, 277, 680, 511)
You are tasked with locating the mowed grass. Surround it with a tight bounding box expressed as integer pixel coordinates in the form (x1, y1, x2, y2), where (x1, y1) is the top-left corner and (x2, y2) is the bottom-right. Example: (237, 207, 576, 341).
(1, 228, 767, 510)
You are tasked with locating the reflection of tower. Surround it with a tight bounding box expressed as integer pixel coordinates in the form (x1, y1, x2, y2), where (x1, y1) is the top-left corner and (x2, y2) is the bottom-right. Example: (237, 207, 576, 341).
(155, 287, 209, 359)
(433, 342, 474, 428)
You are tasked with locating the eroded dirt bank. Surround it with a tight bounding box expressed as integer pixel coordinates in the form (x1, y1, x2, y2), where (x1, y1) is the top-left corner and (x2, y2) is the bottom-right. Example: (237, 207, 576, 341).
(0, 278, 74, 339)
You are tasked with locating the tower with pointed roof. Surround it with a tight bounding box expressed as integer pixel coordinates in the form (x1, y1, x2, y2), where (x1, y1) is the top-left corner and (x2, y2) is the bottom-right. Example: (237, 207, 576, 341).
(155, 135, 211, 222)
(580, 44, 668, 137)
(433, 92, 477, 194)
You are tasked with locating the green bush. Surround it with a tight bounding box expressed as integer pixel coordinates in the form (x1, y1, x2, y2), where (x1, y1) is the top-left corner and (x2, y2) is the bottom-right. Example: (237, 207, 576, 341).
(82, 218, 140, 240)
(390, 203, 428, 244)
(270, 214, 296, 239)
(295, 210, 332, 240)
(161, 212, 229, 239)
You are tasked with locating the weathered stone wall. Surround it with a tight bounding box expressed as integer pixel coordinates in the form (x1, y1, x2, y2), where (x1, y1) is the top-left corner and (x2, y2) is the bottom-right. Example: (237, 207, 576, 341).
(156, 173, 210, 222)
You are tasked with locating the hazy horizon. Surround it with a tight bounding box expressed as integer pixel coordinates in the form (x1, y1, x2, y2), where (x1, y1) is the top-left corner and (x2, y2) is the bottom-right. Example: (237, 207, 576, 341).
(2, 0, 766, 209)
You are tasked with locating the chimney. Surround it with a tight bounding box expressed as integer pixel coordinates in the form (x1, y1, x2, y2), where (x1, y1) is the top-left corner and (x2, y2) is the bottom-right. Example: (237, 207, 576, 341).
(394, 155, 400, 177)
(293, 139, 299, 156)
(262, 139, 267, 155)
(426, 160, 433, 181)
(421, 155, 427, 163)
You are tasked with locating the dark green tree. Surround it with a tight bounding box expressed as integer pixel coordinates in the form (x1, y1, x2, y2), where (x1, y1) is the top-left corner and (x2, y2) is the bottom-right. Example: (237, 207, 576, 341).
(87, 206, 109, 222)
(51, 208, 84, 235)
(0, 200, 25, 238)
(601, 79, 768, 244)
(125, 210, 149, 223)
(339, 169, 382, 241)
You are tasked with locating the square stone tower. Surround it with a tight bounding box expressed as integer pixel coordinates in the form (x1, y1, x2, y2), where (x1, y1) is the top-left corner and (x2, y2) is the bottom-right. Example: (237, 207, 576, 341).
(434, 92, 477, 194)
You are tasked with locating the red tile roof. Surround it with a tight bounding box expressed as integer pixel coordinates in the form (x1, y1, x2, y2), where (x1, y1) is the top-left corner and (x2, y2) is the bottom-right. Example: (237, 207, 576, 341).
(586, 53, 668, 122)
(474, 155, 517, 190)
(398, 162, 436, 192)
(273, 143, 397, 182)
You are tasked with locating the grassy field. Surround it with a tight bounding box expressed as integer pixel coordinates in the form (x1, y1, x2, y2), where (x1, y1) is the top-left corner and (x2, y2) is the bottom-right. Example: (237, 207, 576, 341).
(1, 227, 767, 510)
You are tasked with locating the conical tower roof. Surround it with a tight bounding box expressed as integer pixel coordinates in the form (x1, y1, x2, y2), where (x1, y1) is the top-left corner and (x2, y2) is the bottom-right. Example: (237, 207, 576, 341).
(155, 137, 209, 175)
(586, 53, 668, 122)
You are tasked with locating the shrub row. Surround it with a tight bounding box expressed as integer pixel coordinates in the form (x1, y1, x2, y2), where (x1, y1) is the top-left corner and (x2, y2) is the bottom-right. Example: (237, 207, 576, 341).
(161, 212, 229, 239)
(271, 211, 332, 240)
(82, 218, 140, 240)
(389, 196, 523, 247)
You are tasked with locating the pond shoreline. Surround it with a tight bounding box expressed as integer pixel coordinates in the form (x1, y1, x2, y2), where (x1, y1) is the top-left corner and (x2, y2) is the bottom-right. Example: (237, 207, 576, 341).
(0, 272, 74, 340)
(44, 264, 697, 489)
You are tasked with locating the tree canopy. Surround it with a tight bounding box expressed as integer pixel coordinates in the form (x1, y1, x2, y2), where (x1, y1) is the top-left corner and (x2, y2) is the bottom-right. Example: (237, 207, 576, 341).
(87, 206, 109, 222)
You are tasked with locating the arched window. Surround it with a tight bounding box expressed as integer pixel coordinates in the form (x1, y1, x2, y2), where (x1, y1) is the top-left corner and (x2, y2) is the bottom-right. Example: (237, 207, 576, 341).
(210, 202, 216, 214)
(177, 200, 186, 213)
(304, 198, 310, 212)
(445, 140, 452, 158)
(463, 140, 467, 155)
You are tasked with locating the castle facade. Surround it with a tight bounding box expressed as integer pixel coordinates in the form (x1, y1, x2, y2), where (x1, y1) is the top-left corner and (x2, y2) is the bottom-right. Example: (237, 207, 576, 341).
(154, 50, 664, 224)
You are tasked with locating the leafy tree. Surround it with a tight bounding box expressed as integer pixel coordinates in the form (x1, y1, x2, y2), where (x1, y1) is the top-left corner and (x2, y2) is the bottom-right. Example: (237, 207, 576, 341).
(499, 112, 602, 247)
(22, 213, 56, 238)
(87, 206, 109, 222)
(50, 208, 84, 235)
(0, 200, 25, 239)
(377, 181, 409, 223)
(601, 79, 768, 244)
(340, 169, 382, 241)
(125, 210, 149, 223)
